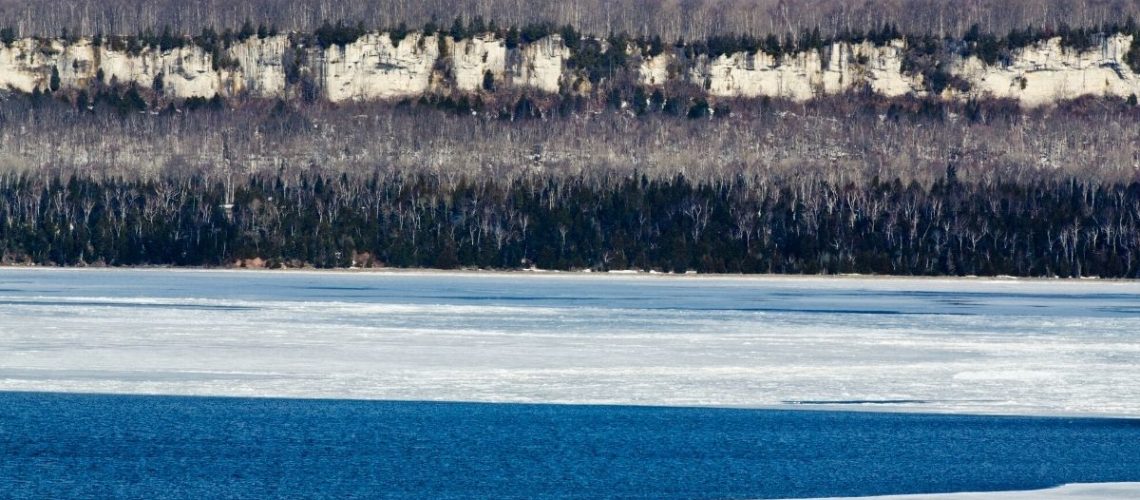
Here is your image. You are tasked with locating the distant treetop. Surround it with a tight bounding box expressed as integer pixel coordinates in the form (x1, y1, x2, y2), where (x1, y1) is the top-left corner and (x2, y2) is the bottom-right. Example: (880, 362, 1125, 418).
(0, 0, 1136, 41)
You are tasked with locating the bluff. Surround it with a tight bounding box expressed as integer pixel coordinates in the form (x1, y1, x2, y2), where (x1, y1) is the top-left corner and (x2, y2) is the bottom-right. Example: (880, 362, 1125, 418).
(2, 31, 1139, 106)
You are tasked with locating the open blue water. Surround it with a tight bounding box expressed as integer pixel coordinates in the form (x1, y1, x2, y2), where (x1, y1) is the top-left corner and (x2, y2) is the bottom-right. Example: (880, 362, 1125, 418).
(1, 392, 1138, 499)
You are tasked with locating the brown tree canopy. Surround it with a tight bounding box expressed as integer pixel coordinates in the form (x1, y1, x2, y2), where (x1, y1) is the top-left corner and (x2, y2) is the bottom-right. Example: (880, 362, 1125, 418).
(0, 0, 1136, 39)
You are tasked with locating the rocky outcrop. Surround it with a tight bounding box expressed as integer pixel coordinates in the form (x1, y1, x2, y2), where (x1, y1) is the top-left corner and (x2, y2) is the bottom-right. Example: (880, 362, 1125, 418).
(0, 38, 60, 92)
(510, 35, 569, 93)
(666, 36, 1140, 103)
(321, 32, 440, 101)
(0, 36, 278, 99)
(951, 34, 1139, 105)
(100, 44, 219, 98)
(0, 32, 572, 102)
(1, 31, 1139, 107)
(227, 35, 289, 97)
(451, 35, 507, 92)
(639, 39, 917, 100)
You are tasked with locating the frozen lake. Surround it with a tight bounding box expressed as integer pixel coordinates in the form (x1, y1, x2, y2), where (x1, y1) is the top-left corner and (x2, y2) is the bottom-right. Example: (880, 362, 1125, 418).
(1, 269, 1138, 416)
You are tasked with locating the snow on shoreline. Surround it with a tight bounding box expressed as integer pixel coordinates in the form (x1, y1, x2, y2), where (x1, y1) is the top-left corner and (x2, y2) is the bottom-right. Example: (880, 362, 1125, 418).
(3, 263, 1139, 284)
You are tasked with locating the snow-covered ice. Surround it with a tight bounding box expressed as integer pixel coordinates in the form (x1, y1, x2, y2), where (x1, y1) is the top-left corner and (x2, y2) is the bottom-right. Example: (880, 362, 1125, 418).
(1, 268, 1138, 416)
(810, 482, 1140, 499)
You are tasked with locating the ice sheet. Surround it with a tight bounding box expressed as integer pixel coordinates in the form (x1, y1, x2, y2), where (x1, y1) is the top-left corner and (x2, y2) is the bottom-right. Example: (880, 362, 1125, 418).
(1, 269, 1138, 416)
(811, 482, 1140, 499)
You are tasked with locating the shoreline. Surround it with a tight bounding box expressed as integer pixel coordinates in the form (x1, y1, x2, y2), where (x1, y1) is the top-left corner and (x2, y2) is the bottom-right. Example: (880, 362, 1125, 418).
(1, 263, 1137, 284)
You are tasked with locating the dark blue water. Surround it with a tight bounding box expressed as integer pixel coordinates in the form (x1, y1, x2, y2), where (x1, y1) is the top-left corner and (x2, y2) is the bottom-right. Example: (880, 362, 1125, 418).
(1, 393, 1138, 499)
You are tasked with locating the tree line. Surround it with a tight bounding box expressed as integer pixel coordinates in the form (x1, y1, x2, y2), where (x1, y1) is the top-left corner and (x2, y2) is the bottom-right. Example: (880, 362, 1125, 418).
(1, 0, 1138, 41)
(1, 170, 1137, 277)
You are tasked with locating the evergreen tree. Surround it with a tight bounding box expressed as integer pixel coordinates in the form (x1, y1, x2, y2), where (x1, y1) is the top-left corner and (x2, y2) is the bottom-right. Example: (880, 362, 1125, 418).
(482, 70, 495, 92)
(49, 66, 61, 92)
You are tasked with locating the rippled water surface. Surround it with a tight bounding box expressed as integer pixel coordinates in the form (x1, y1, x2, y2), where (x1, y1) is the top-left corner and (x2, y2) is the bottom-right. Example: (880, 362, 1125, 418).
(3, 393, 1140, 499)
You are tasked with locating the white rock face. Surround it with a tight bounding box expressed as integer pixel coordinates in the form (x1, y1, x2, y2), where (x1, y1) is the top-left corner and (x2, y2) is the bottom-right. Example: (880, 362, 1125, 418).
(1, 31, 1138, 106)
(0, 31, 572, 101)
(95, 43, 219, 98)
(510, 35, 569, 93)
(638, 53, 673, 86)
(695, 50, 820, 100)
(451, 35, 507, 92)
(952, 34, 1140, 106)
(678, 39, 918, 100)
(0, 39, 68, 91)
(151, 46, 220, 98)
(56, 40, 97, 89)
(321, 32, 440, 102)
(226, 35, 288, 97)
(0, 37, 221, 98)
(849, 40, 916, 97)
(675, 35, 1140, 105)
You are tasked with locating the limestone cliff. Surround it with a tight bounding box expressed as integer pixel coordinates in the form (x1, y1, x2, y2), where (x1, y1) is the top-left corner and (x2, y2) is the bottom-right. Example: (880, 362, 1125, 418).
(320, 32, 441, 101)
(451, 35, 507, 92)
(1, 31, 1139, 107)
(951, 34, 1139, 105)
(227, 35, 289, 97)
(510, 35, 570, 93)
(681, 40, 917, 100)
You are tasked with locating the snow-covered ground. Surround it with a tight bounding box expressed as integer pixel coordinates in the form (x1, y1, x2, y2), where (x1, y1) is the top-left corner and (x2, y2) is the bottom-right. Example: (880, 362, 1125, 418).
(1, 268, 1138, 416)
(812, 482, 1140, 499)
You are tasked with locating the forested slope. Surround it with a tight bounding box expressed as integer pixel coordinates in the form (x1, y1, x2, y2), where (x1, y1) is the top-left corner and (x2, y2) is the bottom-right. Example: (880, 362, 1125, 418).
(0, 3, 1137, 276)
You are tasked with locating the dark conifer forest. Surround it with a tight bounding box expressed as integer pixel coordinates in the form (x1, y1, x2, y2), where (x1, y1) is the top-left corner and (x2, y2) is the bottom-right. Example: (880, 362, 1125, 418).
(3, 168, 1138, 277)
